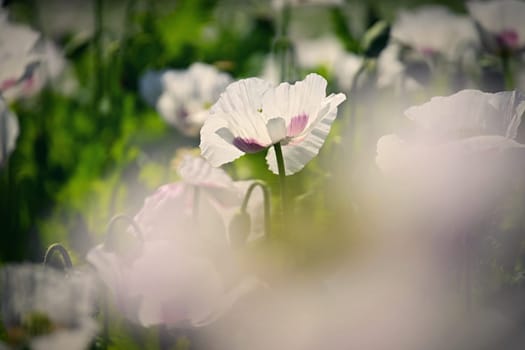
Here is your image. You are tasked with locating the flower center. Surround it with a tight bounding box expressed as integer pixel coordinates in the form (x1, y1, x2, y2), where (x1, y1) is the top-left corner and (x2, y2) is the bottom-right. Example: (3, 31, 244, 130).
(287, 113, 309, 137)
(497, 29, 519, 50)
(420, 47, 437, 58)
(232, 137, 266, 153)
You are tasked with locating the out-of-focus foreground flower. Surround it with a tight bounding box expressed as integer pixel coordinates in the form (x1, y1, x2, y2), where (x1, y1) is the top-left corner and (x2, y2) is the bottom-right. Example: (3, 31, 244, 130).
(0, 265, 98, 350)
(87, 155, 263, 328)
(376, 89, 525, 235)
(200, 73, 346, 175)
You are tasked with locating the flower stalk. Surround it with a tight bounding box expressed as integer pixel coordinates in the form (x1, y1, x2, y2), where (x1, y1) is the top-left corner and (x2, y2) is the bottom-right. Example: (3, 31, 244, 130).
(501, 53, 515, 90)
(241, 180, 271, 238)
(273, 143, 288, 227)
(43, 243, 73, 270)
(105, 213, 144, 243)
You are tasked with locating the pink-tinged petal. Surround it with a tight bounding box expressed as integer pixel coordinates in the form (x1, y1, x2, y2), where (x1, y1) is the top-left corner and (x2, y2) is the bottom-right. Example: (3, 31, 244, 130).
(266, 92, 346, 175)
(200, 117, 245, 167)
(233, 137, 267, 153)
(287, 113, 309, 137)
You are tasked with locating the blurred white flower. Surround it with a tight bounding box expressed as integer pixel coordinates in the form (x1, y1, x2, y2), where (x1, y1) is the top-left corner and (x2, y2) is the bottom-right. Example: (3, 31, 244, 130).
(376, 89, 525, 232)
(272, 0, 342, 10)
(294, 36, 346, 72)
(376, 43, 421, 91)
(467, 0, 525, 53)
(392, 6, 478, 60)
(0, 97, 19, 167)
(155, 63, 233, 137)
(16, 40, 74, 97)
(200, 73, 346, 175)
(0, 265, 98, 350)
(334, 52, 364, 91)
(87, 155, 263, 327)
(0, 10, 42, 100)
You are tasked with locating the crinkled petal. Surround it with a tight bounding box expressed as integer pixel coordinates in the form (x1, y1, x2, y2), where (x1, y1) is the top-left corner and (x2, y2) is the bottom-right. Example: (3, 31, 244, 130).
(200, 116, 245, 167)
(210, 77, 273, 143)
(266, 93, 345, 175)
(262, 73, 327, 128)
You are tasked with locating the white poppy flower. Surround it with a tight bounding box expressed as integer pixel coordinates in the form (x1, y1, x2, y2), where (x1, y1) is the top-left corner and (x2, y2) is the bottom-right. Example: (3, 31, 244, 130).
(391, 5, 479, 60)
(0, 97, 19, 167)
(87, 155, 264, 327)
(200, 73, 346, 175)
(0, 10, 41, 100)
(156, 63, 233, 137)
(467, 0, 525, 52)
(0, 264, 98, 350)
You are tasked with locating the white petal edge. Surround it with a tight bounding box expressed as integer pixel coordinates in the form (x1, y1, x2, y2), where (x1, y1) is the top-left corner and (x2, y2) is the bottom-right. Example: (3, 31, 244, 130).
(265, 92, 346, 175)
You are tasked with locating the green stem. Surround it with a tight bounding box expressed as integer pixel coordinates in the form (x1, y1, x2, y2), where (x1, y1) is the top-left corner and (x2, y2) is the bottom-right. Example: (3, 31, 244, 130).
(105, 214, 144, 245)
(273, 143, 288, 225)
(241, 180, 271, 238)
(93, 0, 104, 110)
(0, 98, 7, 166)
(502, 54, 515, 90)
(273, 4, 294, 82)
(43, 243, 73, 269)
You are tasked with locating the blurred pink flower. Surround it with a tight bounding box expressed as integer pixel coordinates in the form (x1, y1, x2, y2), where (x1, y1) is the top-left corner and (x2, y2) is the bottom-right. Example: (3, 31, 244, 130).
(87, 155, 263, 327)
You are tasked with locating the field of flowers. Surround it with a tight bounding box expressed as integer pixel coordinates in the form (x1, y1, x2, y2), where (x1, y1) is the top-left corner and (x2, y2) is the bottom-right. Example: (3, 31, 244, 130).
(1, 0, 525, 349)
